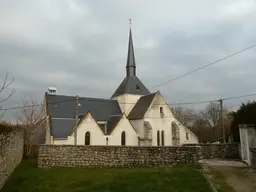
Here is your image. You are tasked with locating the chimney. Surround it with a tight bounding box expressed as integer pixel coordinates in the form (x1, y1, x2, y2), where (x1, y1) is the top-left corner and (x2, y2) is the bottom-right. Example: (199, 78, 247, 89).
(48, 87, 57, 95)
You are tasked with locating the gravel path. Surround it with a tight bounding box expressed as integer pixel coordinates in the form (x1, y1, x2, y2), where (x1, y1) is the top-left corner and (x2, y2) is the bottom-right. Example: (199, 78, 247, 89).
(202, 160, 256, 192)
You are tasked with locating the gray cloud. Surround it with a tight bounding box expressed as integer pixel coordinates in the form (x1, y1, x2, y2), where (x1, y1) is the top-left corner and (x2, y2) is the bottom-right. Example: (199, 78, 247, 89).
(1, 0, 256, 121)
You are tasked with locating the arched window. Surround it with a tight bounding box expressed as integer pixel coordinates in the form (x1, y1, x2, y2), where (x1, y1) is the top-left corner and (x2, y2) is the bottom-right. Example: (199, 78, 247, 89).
(186, 132, 189, 140)
(121, 131, 126, 146)
(85, 132, 90, 145)
(161, 130, 164, 146)
(157, 131, 160, 146)
(160, 107, 164, 117)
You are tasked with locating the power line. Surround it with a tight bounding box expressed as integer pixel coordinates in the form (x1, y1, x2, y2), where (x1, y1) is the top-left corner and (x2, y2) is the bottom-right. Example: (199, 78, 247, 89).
(223, 93, 256, 101)
(152, 44, 256, 89)
(1, 92, 256, 111)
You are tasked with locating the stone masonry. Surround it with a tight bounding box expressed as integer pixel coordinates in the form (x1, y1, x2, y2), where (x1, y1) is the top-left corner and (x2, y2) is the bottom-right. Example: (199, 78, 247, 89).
(0, 128, 24, 189)
(250, 148, 256, 169)
(183, 144, 240, 159)
(38, 145, 202, 168)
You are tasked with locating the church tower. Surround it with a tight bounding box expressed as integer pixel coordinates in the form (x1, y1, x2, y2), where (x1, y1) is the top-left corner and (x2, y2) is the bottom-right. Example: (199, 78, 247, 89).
(111, 23, 150, 115)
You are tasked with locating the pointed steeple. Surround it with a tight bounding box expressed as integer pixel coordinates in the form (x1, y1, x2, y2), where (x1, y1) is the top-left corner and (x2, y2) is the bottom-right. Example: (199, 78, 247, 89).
(110, 20, 151, 98)
(126, 21, 136, 77)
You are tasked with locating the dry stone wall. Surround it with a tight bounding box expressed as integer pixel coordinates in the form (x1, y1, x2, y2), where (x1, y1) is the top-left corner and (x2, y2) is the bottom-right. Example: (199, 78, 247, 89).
(250, 148, 256, 169)
(0, 128, 24, 189)
(183, 143, 240, 159)
(38, 145, 202, 168)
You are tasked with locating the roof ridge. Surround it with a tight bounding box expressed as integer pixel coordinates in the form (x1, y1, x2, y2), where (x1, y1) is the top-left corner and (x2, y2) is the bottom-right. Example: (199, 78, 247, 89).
(47, 94, 117, 102)
(140, 92, 157, 98)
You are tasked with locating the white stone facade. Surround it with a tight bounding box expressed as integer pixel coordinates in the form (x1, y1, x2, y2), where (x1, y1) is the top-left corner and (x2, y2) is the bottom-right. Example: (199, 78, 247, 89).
(48, 91, 198, 146)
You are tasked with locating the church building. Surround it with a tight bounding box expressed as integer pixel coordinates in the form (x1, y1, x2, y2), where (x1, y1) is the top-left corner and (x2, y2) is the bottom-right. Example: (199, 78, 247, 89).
(44, 27, 198, 146)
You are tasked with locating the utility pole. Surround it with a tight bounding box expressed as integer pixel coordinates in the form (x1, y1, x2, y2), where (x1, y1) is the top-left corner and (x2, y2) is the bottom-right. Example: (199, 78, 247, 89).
(219, 99, 225, 143)
(75, 95, 78, 145)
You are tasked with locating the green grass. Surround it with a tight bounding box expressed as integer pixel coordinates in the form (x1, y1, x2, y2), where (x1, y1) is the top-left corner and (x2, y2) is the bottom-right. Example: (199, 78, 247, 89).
(2, 160, 212, 192)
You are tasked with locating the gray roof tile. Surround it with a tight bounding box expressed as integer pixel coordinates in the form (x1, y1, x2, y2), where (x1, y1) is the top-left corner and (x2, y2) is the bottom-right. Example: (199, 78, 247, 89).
(111, 76, 150, 98)
(105, 115, 122, 134)
(47, 95, 122, 121)
(127, 93, 156, 119)
(51, 118, 76, 139)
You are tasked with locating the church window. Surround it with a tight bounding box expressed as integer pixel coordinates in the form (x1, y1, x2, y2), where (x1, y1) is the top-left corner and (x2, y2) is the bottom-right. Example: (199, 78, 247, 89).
(160, 107, 164, 117)
(161, 130, 164, 146)
(136, 85, 140, 91)
(121, 131, 126, 146)
(157, 131, 160, 146)
(85, 132, 90, 145)
(186, 132, 189, 140)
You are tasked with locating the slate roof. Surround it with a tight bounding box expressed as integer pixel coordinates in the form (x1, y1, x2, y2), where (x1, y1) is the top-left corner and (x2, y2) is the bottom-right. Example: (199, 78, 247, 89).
(127, 92, 157, 120)
(111, 28, 150, 98)
(105, 115, 123, 134)
(51, 118, 76, 139)
(111, 76, 150, 98)
(46, 94, 122, 121)
(126, 28, 136, 77)
(97, 115, 123, 135)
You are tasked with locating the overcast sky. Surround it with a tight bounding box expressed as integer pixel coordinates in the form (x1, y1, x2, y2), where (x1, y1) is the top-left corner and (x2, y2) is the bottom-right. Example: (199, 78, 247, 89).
(1, 0, 256, 121)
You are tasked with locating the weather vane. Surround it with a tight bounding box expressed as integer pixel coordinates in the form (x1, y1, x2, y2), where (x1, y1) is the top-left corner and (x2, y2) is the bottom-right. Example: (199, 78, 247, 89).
(129, 18, 132, 27)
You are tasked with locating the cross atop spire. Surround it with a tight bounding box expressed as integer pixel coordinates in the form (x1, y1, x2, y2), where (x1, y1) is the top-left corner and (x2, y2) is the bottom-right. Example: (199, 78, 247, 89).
(126, 21, 136, 77)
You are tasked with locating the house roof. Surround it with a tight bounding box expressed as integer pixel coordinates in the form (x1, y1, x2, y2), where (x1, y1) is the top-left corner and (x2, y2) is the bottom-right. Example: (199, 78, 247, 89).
(51, 118, 76, 139)
(111, 76, 150, 98)
(106, 115, 123, 134)
(127, 92, 157, 119)
(46, 94, 122, 121)
(97, 115, 123, 135)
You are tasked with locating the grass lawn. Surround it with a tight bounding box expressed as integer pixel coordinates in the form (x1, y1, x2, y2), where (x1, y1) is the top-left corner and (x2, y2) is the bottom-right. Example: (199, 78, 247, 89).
(2, 160, 212, 192)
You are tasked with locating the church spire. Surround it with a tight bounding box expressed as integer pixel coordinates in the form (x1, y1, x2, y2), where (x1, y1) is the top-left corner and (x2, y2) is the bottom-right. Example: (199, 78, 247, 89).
(126, 19, 136, 77)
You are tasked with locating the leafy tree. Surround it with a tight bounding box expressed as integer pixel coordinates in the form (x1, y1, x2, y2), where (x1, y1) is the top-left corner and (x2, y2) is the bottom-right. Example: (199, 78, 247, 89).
(230, 101, 256, 142)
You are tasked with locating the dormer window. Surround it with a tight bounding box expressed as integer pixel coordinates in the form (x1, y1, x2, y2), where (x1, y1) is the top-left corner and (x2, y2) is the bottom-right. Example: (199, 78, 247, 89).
(136, 85, 140, 91)
(160, 107, 164, 117)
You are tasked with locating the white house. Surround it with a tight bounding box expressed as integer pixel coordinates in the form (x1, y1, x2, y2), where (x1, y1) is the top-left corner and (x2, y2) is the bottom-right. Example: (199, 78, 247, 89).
(44, 27, 198, 146)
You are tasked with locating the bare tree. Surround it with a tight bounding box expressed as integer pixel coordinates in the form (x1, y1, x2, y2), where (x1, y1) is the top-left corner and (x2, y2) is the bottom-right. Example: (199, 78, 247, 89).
(200, 102, 231, 141)
(18, 97, 46, 157)
(172, 107, 197, 125)
(201, 102, 220, 139)
(0, 72, 15, 119)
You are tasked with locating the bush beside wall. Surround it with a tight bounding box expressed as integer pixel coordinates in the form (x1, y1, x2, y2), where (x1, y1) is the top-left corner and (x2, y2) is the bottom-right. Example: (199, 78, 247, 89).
(38, 145, 202, 168)
(0, 127, 24, 189)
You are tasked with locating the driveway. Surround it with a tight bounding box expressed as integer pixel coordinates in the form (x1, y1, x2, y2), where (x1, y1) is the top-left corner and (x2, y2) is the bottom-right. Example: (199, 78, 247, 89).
(201, 159, 256, 192)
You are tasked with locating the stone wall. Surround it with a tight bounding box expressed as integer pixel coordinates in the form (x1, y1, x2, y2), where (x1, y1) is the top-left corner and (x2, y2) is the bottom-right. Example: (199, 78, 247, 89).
(183, 144, 240, 159)
(0, 128, 24, 189)
(38, 145, 201, 168)
(250, 148, 256, 169)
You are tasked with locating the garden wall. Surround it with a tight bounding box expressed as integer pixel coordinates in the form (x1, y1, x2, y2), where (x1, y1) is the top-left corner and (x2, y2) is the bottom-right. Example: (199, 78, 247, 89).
(183, 144, 240, 159)
(0, 127, 24, 189)
(250, 148, 256, 169)
(38, 145, 201, 168)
